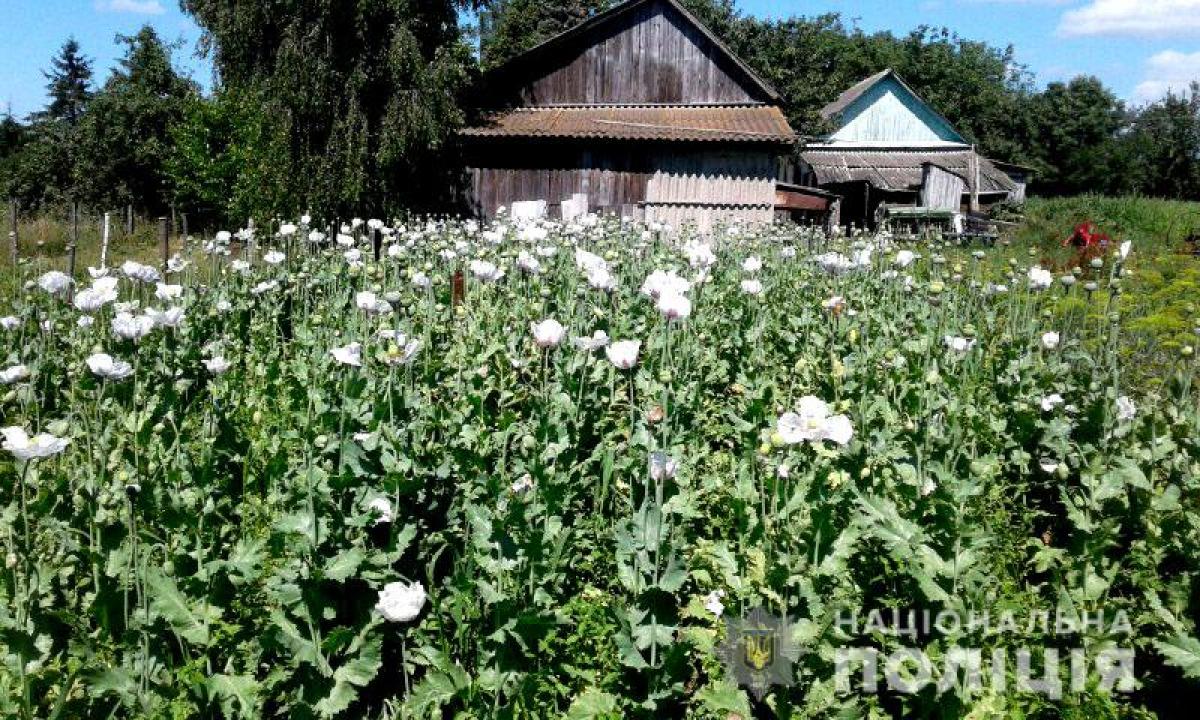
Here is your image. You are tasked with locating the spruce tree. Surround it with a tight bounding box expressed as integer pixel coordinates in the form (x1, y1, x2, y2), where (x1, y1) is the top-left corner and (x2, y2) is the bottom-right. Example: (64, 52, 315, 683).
(42, 37, 93, 125)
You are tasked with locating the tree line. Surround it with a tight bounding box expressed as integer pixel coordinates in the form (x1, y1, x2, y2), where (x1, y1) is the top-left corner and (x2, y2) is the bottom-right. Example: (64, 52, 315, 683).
(1, 0, 1198, 227)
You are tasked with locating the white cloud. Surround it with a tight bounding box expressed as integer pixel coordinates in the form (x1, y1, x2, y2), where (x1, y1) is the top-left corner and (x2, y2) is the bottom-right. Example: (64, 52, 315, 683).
(1059, 0, 1200, 38)
(95, 0, 166, 15)
(1133, 49, 1200, 102)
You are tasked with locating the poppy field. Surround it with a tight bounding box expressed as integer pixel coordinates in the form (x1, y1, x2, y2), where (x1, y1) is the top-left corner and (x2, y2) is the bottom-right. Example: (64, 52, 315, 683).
(2, 215, 1200, 718)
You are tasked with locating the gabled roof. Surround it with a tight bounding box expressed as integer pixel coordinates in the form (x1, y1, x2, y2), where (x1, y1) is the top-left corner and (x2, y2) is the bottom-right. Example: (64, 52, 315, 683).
(487, 0, 781, 104)
(461, 105, 795, 144)
(821, 69, 893, 120)
(820, 68, 966, 145)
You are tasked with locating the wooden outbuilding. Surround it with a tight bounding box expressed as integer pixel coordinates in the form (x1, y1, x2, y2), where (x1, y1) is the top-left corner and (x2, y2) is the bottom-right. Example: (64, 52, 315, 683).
(460, 0, 826, 231)
(799, 69, 1019, 229)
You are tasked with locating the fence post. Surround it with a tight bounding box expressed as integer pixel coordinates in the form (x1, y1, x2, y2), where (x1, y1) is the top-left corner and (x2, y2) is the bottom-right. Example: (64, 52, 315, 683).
(372, 227, 382, 262)
(7, 199, 16, 265)
(101, 212, 111, 269)
(159, 217, 169, 273)
(67, 201, 79, 300)
(126, 204, 133, 235)
(181, 213, 188, 244)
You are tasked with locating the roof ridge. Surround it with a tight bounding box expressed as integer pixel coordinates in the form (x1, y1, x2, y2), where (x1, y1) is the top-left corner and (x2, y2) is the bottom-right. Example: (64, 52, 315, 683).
(484, 0, 781, 103)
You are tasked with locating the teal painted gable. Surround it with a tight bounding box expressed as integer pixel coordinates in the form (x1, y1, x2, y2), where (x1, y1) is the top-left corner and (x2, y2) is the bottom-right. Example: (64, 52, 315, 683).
(829, 76, 966, 146)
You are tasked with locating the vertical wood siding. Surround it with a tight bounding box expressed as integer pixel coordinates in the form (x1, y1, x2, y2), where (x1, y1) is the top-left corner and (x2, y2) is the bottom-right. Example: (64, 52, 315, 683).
(830, 77, 965, 146)
(513, 0, 760, 106)
(467, 143, 778, 230)
(920, 164, 967, 211)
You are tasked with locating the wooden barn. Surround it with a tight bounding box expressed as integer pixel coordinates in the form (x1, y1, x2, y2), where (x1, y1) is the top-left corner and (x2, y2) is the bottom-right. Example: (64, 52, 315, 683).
(799, 69, 1020, 229)
(461, 0, 828, 230)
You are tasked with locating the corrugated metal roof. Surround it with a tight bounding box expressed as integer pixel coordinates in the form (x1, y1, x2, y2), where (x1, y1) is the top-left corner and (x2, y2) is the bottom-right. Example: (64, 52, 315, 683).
(461, 105, 797, 143)
(801, 148, 1016, 194)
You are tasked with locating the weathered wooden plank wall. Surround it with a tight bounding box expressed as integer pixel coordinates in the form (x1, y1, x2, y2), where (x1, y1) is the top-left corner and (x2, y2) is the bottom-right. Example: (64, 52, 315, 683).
(920, 164, 966, 211)
(513, 0, 760, 106)
(466, 143, 778, 226)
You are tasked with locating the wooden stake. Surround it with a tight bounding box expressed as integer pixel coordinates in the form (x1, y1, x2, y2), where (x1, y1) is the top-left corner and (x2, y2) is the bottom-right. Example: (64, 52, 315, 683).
(101, 212, 111, 269)
(67, 201, 79, 299)
(126, 204, 133, 235)
(7, 199, 16, 265)
(159, 217, 169, 273)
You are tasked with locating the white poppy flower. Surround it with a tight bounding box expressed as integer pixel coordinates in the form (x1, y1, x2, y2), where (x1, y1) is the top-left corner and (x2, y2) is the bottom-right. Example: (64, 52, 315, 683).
(1040, 394, 1065, 412)
(204, 357, 232, 375)
(88, 266, 110, 279)
(587, 265, 616, 292)
(1119, 241, 1132, 261)
(155, 283, 183, 301)
(742, 256, 763, 274)
(368, 497, 395, 525)
(121, 261, 161, 284)
(511, 474, 535, 493)
(112, 311, 155, 342)
(86, 353, 134, 381)
(531, 318, 566, 348)
(606, 340, 641, 370)
(77, 316, 95, 328)
(0, 365, 30, 384)
(382, 338, 421, 366)
(573, 330, 610, 352)
(814, 252, 856, 275)
(1, 316, 19, 331)
(641, 269, 690, 300)
(74, 277, 120, 312)
(740, 279, 763, 296)
(894, 250, 916, 268)
(375, 581, 427, 623)
(684, 242, 716, 269)
(574, 248, 607, 273)
(330, 342, 363, 367)
(38, 271, 72, 295)
(167, 255, 190, 273)
(263, 250, 286, 265)
(776, 396, 854, 446)
(412, 272, 432, 289)
(2, 427, 70, 461)
(649, 452, 677, 481)
(656, 292, 691, 320)
(823, 295, 847, 313)
(1028, 266, 1053, 290)
(469, 259, 505, 282)
(215, 230, 232, 244)
(277, 223, 298, 237)
(145, 307, 185, 329)
(1042, 332, 1061, 350)
(944, 336, 976, 353)
(704, 590, 726, 617)
(1116, 396, 1136, 422)
(251, 280, 279, 295)
(516, 251, 541, 274)
(355, 291, 392, 315)
(231, 260, 251, 274)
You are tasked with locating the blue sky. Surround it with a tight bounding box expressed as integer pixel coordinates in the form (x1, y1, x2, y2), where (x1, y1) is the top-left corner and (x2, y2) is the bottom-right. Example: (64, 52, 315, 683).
(3, 0, 1199, 120)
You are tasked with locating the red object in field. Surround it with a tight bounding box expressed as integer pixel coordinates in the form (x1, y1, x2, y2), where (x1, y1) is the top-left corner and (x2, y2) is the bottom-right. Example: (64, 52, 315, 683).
(1065, 221, 1112, 249)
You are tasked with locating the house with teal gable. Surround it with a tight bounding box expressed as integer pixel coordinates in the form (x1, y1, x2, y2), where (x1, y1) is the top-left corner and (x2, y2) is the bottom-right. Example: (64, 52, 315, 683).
(800, 69, 1022, 229)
